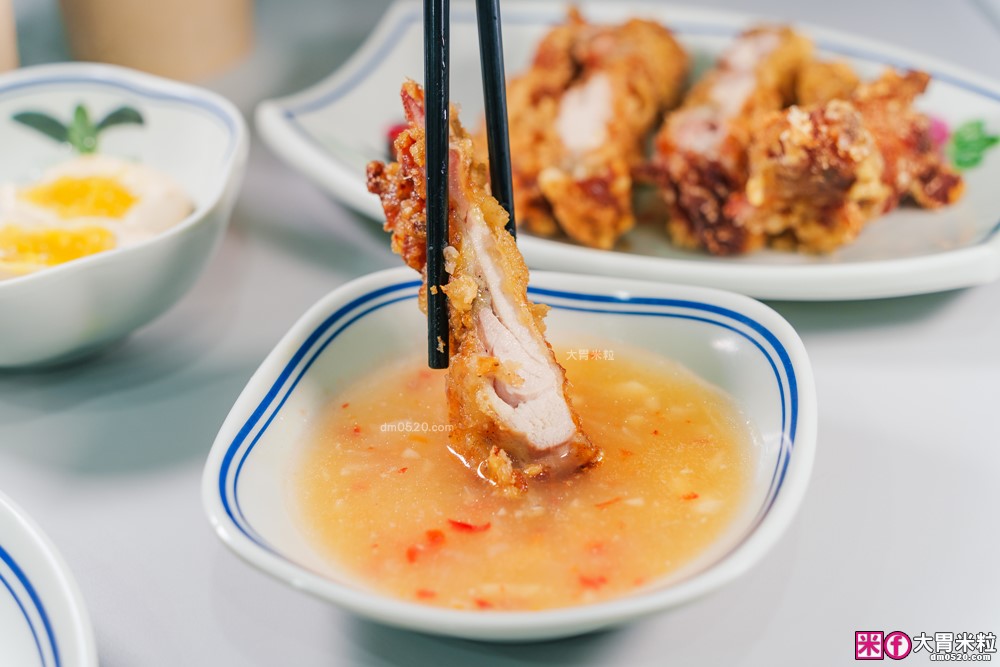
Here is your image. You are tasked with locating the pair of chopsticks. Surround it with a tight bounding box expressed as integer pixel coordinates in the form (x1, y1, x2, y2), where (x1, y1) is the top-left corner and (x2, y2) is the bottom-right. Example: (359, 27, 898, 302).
(424, 0, 516, 369)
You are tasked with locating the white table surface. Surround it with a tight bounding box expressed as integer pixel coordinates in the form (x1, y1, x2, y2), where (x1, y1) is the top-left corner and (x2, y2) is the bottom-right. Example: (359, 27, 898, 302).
(2, 1, 999, 665)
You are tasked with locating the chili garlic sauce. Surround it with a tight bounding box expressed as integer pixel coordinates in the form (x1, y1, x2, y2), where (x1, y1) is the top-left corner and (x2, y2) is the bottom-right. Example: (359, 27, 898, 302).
(297, 347, 752, 611)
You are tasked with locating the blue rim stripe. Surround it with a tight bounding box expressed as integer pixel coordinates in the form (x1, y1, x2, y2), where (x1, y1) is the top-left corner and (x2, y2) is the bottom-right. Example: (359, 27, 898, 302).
(230, 292, 417, 544)
(528, 285, 799, 449)
(217, 279, 799, 557)
(217, 281, 422, 547)
(0, 543, 59, 667)
(285, 9, 1000, 113)
(0, 571, 43, 667)
(538, 301, 792, 524)
(0, 73, 239, 160)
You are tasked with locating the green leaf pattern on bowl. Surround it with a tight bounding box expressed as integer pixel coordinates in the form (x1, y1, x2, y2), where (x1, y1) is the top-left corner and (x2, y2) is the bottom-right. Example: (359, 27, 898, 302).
(12, 104, 144, 154)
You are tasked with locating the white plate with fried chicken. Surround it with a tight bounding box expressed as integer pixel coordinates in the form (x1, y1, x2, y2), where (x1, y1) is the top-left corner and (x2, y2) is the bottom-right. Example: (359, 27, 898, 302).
(257, 0, 1000, 300)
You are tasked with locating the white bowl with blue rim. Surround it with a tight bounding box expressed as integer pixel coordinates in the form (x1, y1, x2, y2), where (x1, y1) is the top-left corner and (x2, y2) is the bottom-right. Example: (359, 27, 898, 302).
(0, 62, 247, 368)
(202, 267, 818, 641)
(0, 490, 96, 667)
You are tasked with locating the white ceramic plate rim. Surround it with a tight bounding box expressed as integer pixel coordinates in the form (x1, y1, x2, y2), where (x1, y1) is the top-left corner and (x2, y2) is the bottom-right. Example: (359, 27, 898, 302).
(202, 267, 817, 640)
(256, 0, 1000, 301)
(0, 62, 249, 292)
(0, 491, 97, 667)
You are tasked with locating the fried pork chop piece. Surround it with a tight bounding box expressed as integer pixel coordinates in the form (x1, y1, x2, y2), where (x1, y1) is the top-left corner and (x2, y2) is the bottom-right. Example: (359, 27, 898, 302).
(849, 70, 964, 209)
(731, 101, 891, 252)
(367, 82, 601, 492)
(367, 87, 428, 274)
(795, 59, 860, 105)
(502, 9, 688, 249)
(730, 69, 964, 252)
(650, 26, 812, 255)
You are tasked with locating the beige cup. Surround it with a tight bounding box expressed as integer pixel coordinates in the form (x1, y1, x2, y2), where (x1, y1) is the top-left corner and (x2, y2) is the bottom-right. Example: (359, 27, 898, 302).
(0, 0, 17, 72)
(59, 0, 252, 81)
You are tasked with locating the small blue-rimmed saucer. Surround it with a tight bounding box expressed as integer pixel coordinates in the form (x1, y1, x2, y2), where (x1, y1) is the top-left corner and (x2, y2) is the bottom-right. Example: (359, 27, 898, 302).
(202, 267, 817, 641)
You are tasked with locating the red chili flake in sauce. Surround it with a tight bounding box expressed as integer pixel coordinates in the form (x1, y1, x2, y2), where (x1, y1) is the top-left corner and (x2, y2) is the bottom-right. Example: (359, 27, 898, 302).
(341, 402, 349, 409)
(352, 425, 361, 435)
(473, 598, 494, 609)
(652, 429, 660, 436)
(398, 467, 408, 474)
(447, 519, 491, 533)
(407, 530, 445, 563)
(681, 492, 699, 501)
(578, 574, 608, 589)
(415, 589, 437, 600)
(594, 496, 623, 509)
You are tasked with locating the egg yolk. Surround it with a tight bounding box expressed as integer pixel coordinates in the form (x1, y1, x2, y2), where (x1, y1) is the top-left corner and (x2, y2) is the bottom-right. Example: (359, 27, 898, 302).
(0, 225, 117, 270)
(21, 176, 137, 219)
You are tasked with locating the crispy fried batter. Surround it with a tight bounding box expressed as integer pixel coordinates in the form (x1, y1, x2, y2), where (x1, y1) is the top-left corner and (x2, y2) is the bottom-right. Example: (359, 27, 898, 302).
(651, 26, 813, 255)
(850, 70, 964, 209)
(796, 59, 860, 105)
(368, 82, 601, 493)
(502, 9, 688, 249)
(732, 101, 890, 252)
(732, 69, 964, 252)
(367, 98, 429, 306)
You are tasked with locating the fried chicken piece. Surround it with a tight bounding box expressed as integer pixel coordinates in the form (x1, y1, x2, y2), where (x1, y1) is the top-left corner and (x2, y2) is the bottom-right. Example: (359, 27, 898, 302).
(730, 69, 964, 252)
(731, 101, 891, 252)
(502, 9, 688, 249)
(796, 59, 860, 105)
(367, 87, 428, 274)
(850, 70, 964, 209)
(367, 81, 601, 492)
(650, 26, 812, 255)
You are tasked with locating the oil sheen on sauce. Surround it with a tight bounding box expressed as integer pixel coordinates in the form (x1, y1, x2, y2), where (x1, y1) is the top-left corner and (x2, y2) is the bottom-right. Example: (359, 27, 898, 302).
(297, 346, 752, 611)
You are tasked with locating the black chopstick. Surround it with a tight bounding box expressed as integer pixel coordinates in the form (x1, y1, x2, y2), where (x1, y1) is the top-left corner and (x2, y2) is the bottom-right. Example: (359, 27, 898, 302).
(476, 0, 516, 238)
(424, 0, 514, 369)
(424, 0, 450, 369)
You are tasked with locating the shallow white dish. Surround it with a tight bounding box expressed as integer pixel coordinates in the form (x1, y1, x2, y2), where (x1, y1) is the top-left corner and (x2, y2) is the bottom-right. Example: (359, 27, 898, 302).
(0, 491, 97, 667)
(257, 0, 1000, 301)
(0, 63, 248, 367)
(202, 267, 817, 641)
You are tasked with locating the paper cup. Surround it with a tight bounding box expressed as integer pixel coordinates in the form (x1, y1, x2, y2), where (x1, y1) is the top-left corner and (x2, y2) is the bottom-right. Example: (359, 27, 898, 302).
(59, 0, 252, 81)
(0, 0, 17, 72)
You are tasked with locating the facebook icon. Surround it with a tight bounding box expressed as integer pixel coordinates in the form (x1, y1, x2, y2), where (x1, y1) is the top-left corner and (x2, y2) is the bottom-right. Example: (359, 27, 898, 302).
(884, 631, 912, 660)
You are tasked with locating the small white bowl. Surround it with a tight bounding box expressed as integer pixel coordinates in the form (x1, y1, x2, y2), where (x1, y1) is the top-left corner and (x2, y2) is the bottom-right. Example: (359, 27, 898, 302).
(0, 63, 247, 368)
(202, 267, 817, 642)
